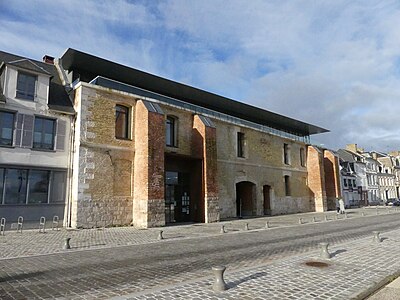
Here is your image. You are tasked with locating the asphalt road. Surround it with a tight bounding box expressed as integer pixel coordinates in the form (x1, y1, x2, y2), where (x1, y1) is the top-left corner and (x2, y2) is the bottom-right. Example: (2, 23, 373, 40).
(1, 213, 400, 299)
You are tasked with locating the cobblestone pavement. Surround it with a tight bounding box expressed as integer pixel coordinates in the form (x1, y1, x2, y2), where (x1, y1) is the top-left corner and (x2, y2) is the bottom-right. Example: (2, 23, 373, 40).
(0, 207, 396, 259)
(0, 207, 399, 299)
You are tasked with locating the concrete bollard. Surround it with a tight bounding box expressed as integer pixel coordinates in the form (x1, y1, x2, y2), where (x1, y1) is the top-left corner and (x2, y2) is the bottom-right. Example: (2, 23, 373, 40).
(212, 266, 228, 292)
(64, 237, 71, 249)
(0, 218, 5, 236)
(299, 218, 303, 225)
(372, 231, 381, 243)
(345, 212, 348, 219)
(265, 221, 270, 229)
(319, 242, 331, 259)
(361, 212, 365, 217)
(244, 223, 249, 231)
(158, 230, 164, 240)
(387, 209, 390, 214)
(17, 216, 23, 233)
(39, 217, 46, 233)
(220, 225, 225, 234)
(324, 215, 328, 222)
(313, 216, 316, 223)
(376, 208, 379, 215)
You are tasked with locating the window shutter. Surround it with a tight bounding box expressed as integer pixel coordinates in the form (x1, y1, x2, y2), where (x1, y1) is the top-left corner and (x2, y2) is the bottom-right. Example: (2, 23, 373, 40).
(21, 115, 34, 148)
(56, 119, 66, 151)
(15, 114, 24, 147)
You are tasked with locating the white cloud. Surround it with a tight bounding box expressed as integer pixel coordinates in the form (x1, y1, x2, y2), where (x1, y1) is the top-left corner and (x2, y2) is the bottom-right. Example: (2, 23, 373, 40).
(1, 0, 400, 151)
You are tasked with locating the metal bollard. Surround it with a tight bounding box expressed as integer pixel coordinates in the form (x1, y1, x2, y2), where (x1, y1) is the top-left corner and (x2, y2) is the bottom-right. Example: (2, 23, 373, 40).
(361, 212, 365, 217)
(64, 237, 71, 249)
(387, 209, 390, 214)
(220, 225, 225, 234)
(345, 212, 348, 219)
(265, 221, 270, 229)
(376, 208, 379, 215)
(372, 231, 381, 243)
(39, 217, 46, 233)
(52, 216, 59, 231)
(0, 218, 5, 236)
(212, 266, 228, 292)
(299, 218, 303, 225)
(158, 230, 164, 240)
(324, 215, 328, 222)
(244, 223, 249, 231)
(319, 242, 331, 259)
(17, 216, 23, 233)
(313, 216, 316, 223)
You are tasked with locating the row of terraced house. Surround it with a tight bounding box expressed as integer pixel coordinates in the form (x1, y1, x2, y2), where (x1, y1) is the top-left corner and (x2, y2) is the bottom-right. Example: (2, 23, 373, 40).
(0, 48, 353, 229)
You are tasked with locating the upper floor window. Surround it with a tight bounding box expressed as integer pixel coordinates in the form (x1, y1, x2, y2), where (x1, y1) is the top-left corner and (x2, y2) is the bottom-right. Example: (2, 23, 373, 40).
(284, 175, 290, 196)
(344, 179, 348, 187)
(0, 111, 15, 146)
(237, 132, 245, 158)
(16, 72, 36, 101)
(353, 179, 356, 187)
(166, 116, 178, 147)
(283, 143, 290, 165)
(115, 105, 129, 139)
(33, 117, 55, 150)
(300, 148, 306, 167)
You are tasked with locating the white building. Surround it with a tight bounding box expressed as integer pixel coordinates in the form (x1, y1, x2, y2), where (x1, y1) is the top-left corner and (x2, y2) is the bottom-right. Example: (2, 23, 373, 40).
(0, 51, 74, 227)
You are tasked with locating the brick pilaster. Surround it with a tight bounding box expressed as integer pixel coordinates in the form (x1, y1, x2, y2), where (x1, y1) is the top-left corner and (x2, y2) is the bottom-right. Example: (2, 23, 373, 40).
(307, 146, 327, 212)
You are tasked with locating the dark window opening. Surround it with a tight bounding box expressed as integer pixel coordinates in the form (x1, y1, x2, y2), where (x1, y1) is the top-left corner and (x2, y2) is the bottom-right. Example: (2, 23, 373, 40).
(284, 143, 290, 164)
(237, 132, 245, 158)
(16, 72, 36, 101)
(33, 117, 55, 150)
(0, 111, 15, 146)
(166, 116, 177, 147)
(115, 105, 129, 139)
(300, 148, 306, 167)
(284, 175, 290, 196)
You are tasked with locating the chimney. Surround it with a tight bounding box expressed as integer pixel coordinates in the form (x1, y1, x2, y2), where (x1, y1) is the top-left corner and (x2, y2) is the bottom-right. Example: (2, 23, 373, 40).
(42, 55, 55, 64)
(346, 144, 358, 153)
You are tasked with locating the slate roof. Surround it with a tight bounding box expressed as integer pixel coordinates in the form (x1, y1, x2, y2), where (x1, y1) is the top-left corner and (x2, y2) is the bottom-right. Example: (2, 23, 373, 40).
(61, 48, 328, 137)
(0, 51, 74, 113)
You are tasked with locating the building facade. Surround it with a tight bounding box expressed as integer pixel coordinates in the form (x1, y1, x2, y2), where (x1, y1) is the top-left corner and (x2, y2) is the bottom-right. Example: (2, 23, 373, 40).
(57, 48, 340, 228)
(0, 51, 73, 227)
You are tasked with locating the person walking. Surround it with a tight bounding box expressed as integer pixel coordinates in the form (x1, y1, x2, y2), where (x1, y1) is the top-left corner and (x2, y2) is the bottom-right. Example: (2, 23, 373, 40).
(339, 198, 345, 214)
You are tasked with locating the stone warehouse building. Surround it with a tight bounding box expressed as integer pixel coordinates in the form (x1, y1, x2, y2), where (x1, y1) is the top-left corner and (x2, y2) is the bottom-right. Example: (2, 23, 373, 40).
(56, 49, 341, 228)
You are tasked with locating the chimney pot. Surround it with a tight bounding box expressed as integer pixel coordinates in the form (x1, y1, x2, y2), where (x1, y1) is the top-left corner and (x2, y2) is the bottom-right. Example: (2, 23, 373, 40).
(43, 55, 55, 64)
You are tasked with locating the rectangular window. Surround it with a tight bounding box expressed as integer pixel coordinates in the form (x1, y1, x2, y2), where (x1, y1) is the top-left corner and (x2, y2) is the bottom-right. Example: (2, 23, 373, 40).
(115, 105, 129, 139)
(33, 117, 55, 150)
(283, 144, 290, 165)
(0, 168, 4, 203)
(28, 170, 50, 204)
(284, 175, 290, 196)
(344, 179, 348, 187)
(0, 111, 15, 146)
(49, 171, 66, 203)
(237, 132, 245, 158)
(166, 116, 177, 147)
(353, 180, 356, 187)
(16, 72, 36, 101)
(300, 148, 306, 167)
(4, 169, 28, 204)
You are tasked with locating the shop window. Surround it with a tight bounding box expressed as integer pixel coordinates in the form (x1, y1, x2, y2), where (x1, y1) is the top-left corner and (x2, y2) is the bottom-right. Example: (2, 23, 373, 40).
(28, 170, 50, 204)
(16, 72, 36, 101)
(0, 111, 15, 146)
(237, 132, 245, 158)
(49, 171, 66, 203)
(33, 117, 55, 150)
(115, 105, 130, 139)
(284, 175, 290, 196)
(166, 116, 178, 147)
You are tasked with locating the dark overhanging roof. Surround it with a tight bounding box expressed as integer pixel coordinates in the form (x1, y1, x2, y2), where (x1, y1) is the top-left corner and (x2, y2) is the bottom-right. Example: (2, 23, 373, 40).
(61, 48, 329, 136)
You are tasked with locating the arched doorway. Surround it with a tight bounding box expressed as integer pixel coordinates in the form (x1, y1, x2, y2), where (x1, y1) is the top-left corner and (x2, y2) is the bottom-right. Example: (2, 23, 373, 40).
(236, 181, 256, 217)
(263, 185, 271, 215)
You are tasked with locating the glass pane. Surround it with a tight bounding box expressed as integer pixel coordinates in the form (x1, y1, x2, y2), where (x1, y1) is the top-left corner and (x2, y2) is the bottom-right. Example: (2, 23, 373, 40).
(44, 119, 54, 134)
(166, 171, 178, 185)
(0, 168, 4, 204)
(4, 169, 27, 204)
(16, 73, 36, 100)
(0, 112, 14, 146)
(28, 170, 49, 204)
(50, 171, 66, 203)
(115, 106, 128, 138)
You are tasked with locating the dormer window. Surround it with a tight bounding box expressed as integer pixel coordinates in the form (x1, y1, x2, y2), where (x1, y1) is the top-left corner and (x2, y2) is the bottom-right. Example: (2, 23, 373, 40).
(16, 72, 36, 101)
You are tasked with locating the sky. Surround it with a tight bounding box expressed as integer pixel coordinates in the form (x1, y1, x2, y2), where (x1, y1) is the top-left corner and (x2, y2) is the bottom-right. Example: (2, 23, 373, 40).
(1, 0, 400, 152)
